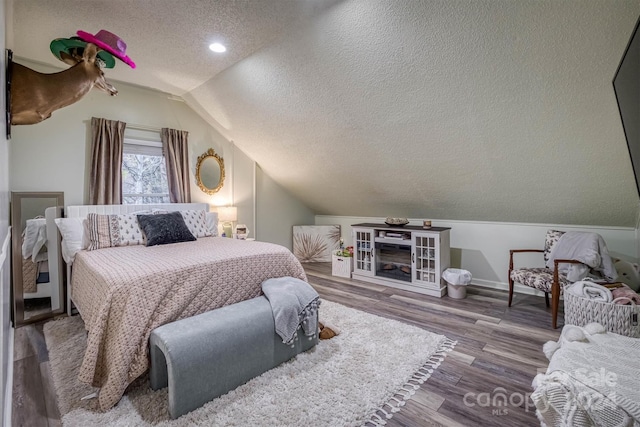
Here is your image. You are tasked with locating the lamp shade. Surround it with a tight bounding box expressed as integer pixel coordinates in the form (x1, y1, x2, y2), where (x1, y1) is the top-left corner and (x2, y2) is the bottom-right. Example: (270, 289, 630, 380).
(218, 206, 237, 222)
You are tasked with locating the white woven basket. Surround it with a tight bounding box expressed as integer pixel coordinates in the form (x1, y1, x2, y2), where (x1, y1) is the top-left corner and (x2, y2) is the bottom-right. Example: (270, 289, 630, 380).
(331, 254, 353, 278)
(564, 291, 640, 338)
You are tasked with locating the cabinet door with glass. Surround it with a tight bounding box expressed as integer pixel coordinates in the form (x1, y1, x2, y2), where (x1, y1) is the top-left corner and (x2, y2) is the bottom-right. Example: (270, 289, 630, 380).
(352, 227, 375, 276)
(411, 232, 441, 288)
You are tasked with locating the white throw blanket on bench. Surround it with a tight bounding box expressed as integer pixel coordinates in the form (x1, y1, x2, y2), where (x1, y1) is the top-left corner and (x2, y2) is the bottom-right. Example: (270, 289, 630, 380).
(262, 276, 320, 345)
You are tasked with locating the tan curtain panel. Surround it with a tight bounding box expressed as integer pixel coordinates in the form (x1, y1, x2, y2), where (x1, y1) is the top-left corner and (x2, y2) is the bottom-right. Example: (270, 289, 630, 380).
(89, 117, 126, 205)
(161, 128, 191, 203)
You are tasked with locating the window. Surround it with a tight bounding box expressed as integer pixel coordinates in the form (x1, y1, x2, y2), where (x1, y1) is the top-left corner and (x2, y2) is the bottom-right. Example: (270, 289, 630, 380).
(122, 139, 170, 204)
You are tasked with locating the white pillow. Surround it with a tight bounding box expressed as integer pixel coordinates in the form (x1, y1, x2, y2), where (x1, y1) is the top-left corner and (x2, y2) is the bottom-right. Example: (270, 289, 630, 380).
(86, 212, 153, 250)
(180, 210, 211, 238)
(54, 217, 87, 264)
(206, 212, 218, 237)
(82, 219, 91, 249)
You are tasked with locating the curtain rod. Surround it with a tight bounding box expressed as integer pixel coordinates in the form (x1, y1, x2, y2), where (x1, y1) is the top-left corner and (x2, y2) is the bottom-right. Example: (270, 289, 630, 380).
(127, 123, 189, 133)
(83, 119, 162, 133)
(126, 123, 162, 133)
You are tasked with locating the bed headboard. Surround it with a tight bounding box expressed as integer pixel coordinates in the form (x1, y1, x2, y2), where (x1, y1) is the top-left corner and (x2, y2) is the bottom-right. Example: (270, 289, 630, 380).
(65, 203, 209, 218)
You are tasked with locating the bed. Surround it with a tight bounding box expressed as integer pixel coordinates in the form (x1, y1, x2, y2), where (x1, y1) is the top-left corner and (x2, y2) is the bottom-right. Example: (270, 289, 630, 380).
(56, 203, 307, 410)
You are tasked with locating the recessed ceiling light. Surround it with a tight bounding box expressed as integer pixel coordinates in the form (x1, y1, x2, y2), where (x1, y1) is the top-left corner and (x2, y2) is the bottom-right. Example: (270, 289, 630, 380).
(209, 43, 226, 53)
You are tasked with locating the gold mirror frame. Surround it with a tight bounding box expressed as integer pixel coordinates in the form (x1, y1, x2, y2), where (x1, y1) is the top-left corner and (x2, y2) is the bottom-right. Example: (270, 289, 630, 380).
(195, 148, 225, 195)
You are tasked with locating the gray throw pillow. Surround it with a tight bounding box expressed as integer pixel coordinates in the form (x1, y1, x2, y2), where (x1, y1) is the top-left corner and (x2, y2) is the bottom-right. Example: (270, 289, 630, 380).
(137, 211, 196, 247)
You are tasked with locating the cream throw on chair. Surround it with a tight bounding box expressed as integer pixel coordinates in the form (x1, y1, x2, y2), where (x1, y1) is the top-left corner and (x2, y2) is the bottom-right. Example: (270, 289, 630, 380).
(546, 232, 617, 282)
(508, 230, 616, 329)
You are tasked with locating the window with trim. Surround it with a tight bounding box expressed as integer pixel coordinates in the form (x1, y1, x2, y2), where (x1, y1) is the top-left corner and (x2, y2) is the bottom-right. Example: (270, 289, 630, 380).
(122, 139, 170, 204)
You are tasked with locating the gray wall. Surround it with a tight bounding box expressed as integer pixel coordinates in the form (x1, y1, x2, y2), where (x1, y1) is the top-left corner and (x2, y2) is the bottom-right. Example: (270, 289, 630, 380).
(256, 165, 315, 249)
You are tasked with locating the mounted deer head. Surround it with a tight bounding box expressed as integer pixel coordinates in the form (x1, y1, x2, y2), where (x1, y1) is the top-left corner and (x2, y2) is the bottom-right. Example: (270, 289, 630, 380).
(10, 43, 117, 125)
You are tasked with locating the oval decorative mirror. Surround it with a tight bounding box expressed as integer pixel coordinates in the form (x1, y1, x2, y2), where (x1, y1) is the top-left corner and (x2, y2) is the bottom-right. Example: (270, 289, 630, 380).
(196, 148, 225, 195)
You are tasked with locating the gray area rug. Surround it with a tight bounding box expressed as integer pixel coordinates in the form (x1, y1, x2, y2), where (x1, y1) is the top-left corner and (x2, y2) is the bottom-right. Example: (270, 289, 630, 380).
(44, 300, 455, 426)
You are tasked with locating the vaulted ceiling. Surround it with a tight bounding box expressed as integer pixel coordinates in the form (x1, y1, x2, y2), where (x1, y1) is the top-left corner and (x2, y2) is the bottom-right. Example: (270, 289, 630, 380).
(8, 0, 640, 226)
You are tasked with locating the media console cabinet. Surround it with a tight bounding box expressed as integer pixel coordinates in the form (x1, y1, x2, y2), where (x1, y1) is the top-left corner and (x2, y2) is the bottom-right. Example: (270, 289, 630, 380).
(351, 223, 451, 297)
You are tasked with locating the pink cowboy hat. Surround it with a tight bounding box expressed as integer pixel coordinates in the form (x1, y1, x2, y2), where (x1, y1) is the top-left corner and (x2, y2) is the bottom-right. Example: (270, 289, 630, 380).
(76, 29, 136, 68)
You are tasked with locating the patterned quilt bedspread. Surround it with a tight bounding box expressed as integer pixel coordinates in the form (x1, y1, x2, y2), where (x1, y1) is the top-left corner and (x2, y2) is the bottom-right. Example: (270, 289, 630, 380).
(71, 237, 307, 410)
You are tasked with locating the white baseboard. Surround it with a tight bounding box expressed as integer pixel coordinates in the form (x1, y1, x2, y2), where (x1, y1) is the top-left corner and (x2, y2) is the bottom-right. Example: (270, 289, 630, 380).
(471, 278, 545, 297)
(316, 215, 638, 290)
(4, 326, 13, 427)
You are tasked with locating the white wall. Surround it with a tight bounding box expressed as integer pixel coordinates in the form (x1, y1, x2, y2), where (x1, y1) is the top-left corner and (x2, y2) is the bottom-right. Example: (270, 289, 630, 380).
(232, 145, 255, 237)
(316, 215, 638, 295)
(256, 165, 315, 249)
(9, 59, 238, 209)
(8, 59, 314, 251)
(1, 0, 12, 423)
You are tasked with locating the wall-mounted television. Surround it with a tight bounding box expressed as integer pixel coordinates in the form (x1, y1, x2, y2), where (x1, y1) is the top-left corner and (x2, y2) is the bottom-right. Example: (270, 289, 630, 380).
(613, 16, 640, 199)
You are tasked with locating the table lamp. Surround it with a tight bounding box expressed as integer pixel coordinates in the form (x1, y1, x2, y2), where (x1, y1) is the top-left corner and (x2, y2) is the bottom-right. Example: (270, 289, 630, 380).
(218, 206, 237, 238)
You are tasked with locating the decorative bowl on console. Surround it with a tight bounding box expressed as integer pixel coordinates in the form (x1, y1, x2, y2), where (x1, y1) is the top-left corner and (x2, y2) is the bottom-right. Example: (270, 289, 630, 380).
(384, 217, 409, 227)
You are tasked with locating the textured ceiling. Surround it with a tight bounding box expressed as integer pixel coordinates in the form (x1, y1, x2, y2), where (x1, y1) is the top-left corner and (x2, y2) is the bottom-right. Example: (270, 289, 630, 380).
(9, 0, 640, 226)
(10, 0, 340, 94)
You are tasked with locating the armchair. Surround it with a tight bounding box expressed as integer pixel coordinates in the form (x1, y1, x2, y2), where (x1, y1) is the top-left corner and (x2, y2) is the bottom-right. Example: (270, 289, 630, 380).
(508, 230, 590, 329)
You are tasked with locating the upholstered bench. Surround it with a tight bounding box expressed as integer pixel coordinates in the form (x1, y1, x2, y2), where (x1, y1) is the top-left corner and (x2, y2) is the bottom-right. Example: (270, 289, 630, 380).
(149, 295, 318, 419)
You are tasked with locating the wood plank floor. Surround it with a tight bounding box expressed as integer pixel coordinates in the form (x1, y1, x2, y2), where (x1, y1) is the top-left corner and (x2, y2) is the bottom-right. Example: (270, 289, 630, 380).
(12, 323, 61, 427)
(303, 263, 562, 427)
(12, 263, 562, 426)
